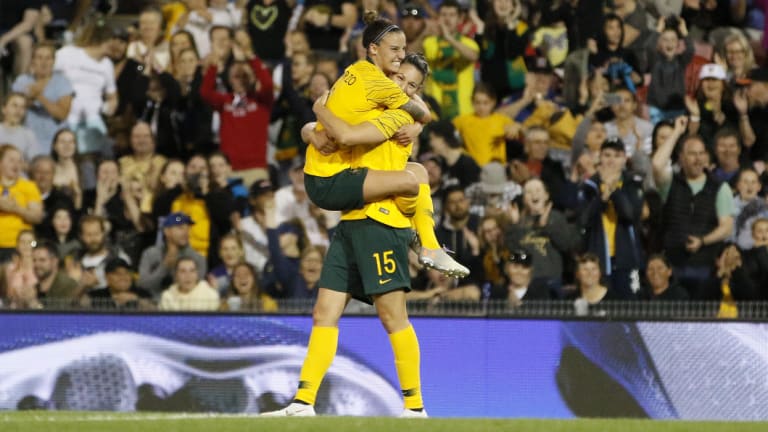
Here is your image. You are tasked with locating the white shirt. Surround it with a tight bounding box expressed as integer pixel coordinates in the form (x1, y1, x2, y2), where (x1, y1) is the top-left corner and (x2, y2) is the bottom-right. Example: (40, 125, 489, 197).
(274, 185, 338, 248)
(159, 281, 220, 311)
(240, 216, 269, 273)
(54, 46, 116, 126)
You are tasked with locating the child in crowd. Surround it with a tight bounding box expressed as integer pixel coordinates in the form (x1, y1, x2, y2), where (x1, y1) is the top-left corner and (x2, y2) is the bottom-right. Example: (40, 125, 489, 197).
(452, 83, 521, 166)
(645, 15, 694, 125)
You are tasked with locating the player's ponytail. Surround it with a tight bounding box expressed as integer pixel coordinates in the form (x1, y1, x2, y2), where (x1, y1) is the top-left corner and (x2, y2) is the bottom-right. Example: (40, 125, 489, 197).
(361, 12, 401, 51)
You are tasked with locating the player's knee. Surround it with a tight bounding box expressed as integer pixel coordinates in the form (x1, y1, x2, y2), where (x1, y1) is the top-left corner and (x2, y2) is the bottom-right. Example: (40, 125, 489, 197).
(398, 171, 419, 197)
(406, 162, 428, 184)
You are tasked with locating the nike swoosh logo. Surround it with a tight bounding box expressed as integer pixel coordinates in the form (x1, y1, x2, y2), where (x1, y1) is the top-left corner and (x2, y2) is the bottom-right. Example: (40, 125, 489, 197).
(379, 279, 392, 285)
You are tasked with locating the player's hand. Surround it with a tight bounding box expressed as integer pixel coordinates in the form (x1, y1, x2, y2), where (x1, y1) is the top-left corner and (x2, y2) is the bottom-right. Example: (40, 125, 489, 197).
(393, 123, 422, 145)
(311, 130, 339, 155)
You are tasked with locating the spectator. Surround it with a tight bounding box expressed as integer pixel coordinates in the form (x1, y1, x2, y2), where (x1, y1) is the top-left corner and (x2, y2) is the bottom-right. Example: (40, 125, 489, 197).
(640, 253, 689, 300)
(400, 3, 431, 55)
(0, 230, 38, 309)
(477, 215, 509, 286)
(645, 16, 694, 125)
(0, 2, 40, 76)
(106, 26, 146, 157)
(686, 64, 739, 152)
(609, 0, 650, 70)
(208, 233, 245, 295)
(490, 250, 556, 306)
(29, 155, 75, 239)
(168, 30, 198, 74)
(244, 0, 295, 66)
(300, 0, 357, 55)
(732, 168, 768, 250)
(421, 154, 451, 222)
(11, 42, 74, 153)
(578, 138, 645, 299)
(76, 215, 131, 291)
(697, 244, 758, 302)
(138, 211, 207, 298)
(412, 267, 481, 303)
(174, 0, 215, 59)
(465, 161, 521, 218)
(174, 47, 215, 157)
(453, 83, 521, 165)
(468, 0, 530, 101)
(422, 0, 480, 119)
(239, 178, 273, 274)
(719, 32, 756, 82)
(0, 144, 42, 263)
(209, 151, 248, 216)
(711, 128, 745, 186)
(81, 159, 123, 224)
(587, 14, 642, 84)
(219, 261, 278, 311)
(159, 256, 219, 311)
(54, 23, 118, 157)
(505, 178, 579, 295)
(47, 207, 80, 260)
(743, 218, 768, 299)
(31, 240, 80, 308)
(427, 120, 480, 189)
(85, 257, 154, 310)
(138, 72, 183, 159)
(508, 126, 568, 210)
(0, 93, 39, 161)
(652, 117, 735, 295)
(568, 252, 622, 305)
(604, 87, 653, 162)
(738, 67, 768, 162)
(570, 120, 607, 184)
(274, 158, 336, 247)
(51, 129, 95, 206)
(200, 44, 274, 187)
(436, 185, 483, 286)
(127, 6, 171, 73)
(118, 122, 167, 196)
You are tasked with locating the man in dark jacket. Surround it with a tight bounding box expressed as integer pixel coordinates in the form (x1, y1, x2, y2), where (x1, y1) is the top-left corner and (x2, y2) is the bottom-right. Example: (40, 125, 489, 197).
(579, 138, 645, 299)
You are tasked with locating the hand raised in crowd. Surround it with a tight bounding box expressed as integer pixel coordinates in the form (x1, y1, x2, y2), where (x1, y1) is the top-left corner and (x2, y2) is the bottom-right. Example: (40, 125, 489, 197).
(80, 266, 100, 290)
(163, 241, 180, 270)
(233, 30, 255, 61)
(733, 88, 749, 116)
(716, 245, 742, 279)
(506, 201, 520, 225)
(537, 201, 552, 228)
(673, 115, 689, 136)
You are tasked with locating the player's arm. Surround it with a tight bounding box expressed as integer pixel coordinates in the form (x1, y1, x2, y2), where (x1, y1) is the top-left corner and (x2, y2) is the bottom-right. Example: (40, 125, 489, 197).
(301, 121, 338, 155)
(313, 95, 412, 147)
(398, 95, 432, 124)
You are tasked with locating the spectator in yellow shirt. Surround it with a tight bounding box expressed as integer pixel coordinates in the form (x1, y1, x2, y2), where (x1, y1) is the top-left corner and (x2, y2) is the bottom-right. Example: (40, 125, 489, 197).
(453, 83, 521, 165)
(0, 144, 43, 263)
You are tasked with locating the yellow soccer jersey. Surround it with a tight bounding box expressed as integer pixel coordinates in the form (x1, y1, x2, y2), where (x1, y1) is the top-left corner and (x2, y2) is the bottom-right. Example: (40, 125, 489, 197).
(304, 60, 411, 178)
(342, 108, 416, 228)
(453, 113, 513, 165)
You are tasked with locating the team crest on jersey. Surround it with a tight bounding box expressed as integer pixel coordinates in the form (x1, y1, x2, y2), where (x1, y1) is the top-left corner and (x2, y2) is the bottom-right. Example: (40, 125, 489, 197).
(379, 207, 390, 215)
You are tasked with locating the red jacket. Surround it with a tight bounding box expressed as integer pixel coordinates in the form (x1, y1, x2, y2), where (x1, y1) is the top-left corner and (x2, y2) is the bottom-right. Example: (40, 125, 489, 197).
(200, 57, 274, 170)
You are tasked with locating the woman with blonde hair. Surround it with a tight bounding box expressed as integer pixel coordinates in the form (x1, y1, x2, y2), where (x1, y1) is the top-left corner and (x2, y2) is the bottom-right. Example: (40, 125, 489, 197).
(719, 32, 756, 81)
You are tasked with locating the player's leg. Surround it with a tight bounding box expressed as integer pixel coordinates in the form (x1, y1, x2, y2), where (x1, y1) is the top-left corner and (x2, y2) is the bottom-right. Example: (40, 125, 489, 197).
(261, 226, 352, 416)
(370, 163, 469, 278)
(354, 220, 427, 417)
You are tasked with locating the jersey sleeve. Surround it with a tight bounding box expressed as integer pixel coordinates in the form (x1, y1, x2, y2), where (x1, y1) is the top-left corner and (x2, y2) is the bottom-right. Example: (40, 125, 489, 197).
(365, 74, 410, 110)
(369, 109, 414, 139)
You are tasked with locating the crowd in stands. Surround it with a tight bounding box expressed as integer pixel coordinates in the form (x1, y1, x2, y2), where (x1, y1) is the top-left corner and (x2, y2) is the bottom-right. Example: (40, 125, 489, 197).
(0, 0, 766, 313)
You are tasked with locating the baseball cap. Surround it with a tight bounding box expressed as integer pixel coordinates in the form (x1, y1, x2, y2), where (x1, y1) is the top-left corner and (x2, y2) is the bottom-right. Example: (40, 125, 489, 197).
(508, 250, 533, 266)
(162, 212, 195, 228)
(600, 137, 626, 153)
(698, 63, 727, 81)
(249, 178, 274, 197)
(526, 55, 553, 74)
(400, 2, 424, 18)
(105, 257, 131, 273)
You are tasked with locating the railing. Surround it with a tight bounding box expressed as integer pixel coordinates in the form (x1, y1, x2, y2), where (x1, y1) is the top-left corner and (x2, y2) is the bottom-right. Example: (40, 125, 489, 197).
(3, 298, 768, 320)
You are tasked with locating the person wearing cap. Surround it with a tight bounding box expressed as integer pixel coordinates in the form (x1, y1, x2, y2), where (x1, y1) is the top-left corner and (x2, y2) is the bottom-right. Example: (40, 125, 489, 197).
(578, 137, 645, 299)
(736, 66, 768, 162)
(400, 2, 430, 54)
(10, 41, 74, 155)
(465, 161, 521, 218)
(421, 0, 479, 120)
(490, 250, 556, 306)
(428, 120, 480, 189)
(239, 178, 274, 273)
(137, 211, 207, 297)
(53, 24, 118, 155)
(652, 116, 735, 296)
(84, 257, 154, 310)
(685, 63, 740, 151)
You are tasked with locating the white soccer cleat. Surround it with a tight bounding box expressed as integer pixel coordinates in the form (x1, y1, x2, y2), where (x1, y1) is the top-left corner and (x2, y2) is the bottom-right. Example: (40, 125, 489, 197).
(260, 402, 317, 417)
(419, 247, 470, 278)
(400, 408, 429, 418)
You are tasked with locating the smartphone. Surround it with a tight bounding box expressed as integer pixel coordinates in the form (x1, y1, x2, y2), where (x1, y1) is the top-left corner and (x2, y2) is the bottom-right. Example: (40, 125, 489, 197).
(603, 93, 622, 105)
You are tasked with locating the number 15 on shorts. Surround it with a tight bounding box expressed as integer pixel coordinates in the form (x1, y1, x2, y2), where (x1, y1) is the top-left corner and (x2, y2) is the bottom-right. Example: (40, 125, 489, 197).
(372, 250, 396, 276)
